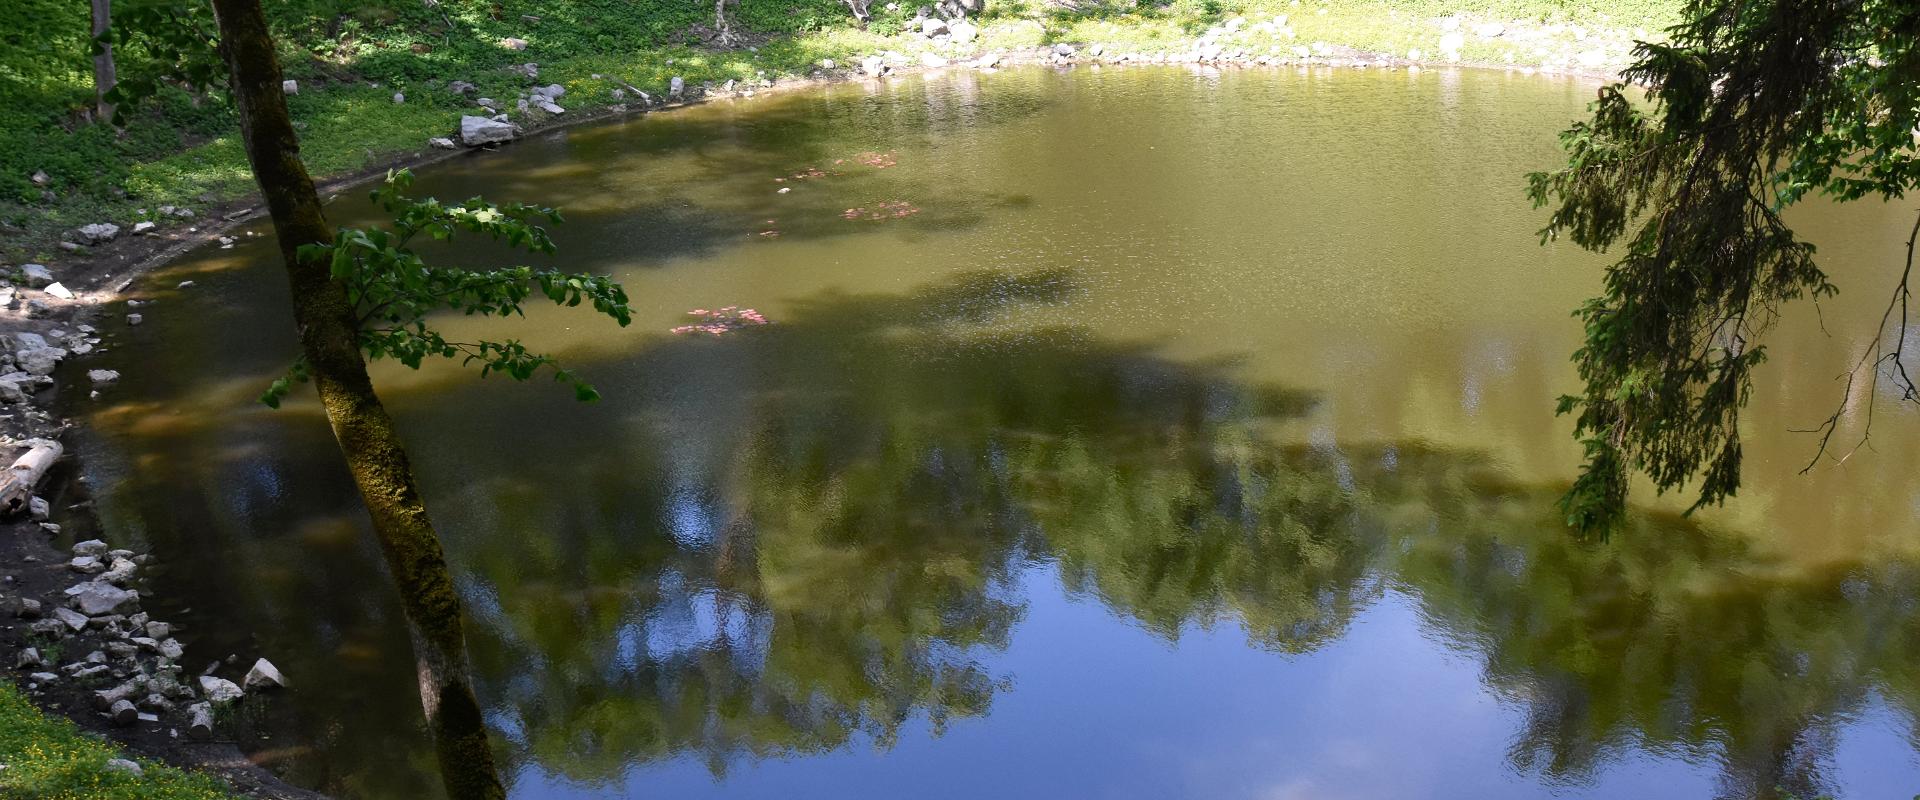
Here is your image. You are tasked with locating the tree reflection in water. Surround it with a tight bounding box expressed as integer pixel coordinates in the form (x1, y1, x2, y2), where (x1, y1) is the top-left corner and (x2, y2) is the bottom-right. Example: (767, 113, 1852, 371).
(88, 269, 1920, 800)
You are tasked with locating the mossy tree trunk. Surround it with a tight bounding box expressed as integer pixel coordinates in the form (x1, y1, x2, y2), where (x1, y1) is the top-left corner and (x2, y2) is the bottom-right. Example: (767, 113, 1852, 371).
(205, 2, 506, 797)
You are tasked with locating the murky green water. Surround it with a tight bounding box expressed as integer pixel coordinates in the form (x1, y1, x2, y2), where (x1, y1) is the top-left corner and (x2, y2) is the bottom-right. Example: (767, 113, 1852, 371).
(68, 66, 1920, 799)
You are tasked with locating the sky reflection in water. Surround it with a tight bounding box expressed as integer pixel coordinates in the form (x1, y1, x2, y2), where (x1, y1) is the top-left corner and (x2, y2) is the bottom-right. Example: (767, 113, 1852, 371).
(67, 65, 1920, 800)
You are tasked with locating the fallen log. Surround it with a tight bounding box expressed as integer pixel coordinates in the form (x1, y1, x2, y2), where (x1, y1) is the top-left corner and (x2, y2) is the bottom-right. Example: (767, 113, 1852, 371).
(607, 75, 653, 106)
(108, 698, 138, 726)
(187, 702, 214, 739)
(0, 439, 62, 516)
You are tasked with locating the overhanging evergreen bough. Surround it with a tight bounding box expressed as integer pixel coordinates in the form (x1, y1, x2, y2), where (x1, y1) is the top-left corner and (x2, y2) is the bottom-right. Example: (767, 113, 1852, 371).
(1528, 0, 1920, 533)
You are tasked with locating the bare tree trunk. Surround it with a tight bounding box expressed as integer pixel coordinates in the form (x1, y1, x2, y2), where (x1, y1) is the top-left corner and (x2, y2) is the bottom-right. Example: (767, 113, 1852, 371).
(205, 2, 505, 797)
(90, 0, 117, 121)
(844, 0, 872, 27)
(715, 0, 734, 47)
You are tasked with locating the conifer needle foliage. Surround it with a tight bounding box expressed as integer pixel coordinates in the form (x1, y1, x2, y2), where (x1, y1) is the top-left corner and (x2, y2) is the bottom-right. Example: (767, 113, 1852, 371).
(1529, 0, 1920, 533)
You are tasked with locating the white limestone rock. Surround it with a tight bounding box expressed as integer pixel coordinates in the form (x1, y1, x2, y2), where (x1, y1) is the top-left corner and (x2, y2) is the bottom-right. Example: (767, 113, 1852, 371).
(458, 115, 518, 147)
(243, 658, 287, 691)
(198, 675, 243, 705)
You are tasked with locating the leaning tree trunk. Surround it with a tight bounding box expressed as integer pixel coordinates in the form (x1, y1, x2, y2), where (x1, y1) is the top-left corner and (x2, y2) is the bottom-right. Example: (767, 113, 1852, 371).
(90, 0, 117, 121)
(205, 2, 505, 798)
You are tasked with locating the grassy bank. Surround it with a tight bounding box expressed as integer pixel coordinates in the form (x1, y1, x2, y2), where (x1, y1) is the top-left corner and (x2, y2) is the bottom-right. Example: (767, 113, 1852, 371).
(0, 682, 235, 799)
(1, 0, 1680, 266)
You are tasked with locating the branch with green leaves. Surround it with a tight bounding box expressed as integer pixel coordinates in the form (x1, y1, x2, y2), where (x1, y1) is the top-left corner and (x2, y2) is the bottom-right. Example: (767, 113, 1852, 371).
(262, 170, 632, 408)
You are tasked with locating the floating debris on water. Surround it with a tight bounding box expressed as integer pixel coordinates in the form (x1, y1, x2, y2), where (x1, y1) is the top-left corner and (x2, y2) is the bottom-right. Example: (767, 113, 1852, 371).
(779, 166, 830, 181)
(775, 151, 897, 183)
(670, 306, 770, 335)
(841, 200, 920, 221)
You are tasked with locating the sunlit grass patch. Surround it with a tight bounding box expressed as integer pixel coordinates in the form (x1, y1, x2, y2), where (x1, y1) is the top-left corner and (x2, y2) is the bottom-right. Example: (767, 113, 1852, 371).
(0, 682, 236, 800)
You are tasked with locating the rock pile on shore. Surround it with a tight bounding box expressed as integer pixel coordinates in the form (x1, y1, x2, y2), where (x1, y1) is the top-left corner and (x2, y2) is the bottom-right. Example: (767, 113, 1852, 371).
(13, 537, 286, 739)
(833, 11, 1636, 79)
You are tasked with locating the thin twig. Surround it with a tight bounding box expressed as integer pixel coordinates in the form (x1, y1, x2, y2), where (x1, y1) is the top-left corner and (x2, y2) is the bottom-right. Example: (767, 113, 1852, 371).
(1794, 207, 1920, 473)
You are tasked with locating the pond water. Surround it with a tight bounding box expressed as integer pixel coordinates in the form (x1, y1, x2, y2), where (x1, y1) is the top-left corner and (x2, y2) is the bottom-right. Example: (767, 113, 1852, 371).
(66, 65, 1920, 799)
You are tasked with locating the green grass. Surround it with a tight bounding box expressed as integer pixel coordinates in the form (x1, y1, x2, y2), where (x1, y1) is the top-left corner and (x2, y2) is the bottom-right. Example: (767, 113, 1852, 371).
(0, 0, 1683, 264)
(981, 0, 1681, 64)
(0, 681, 237, 799)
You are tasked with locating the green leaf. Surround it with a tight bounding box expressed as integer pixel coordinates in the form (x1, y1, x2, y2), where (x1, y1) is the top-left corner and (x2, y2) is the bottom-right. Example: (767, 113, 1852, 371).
(275, 173, 632, 407)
